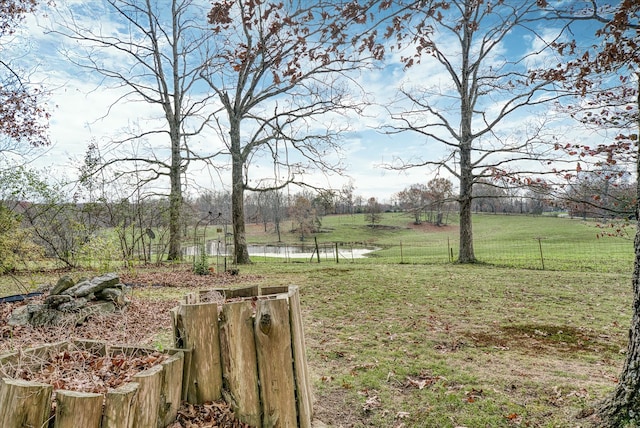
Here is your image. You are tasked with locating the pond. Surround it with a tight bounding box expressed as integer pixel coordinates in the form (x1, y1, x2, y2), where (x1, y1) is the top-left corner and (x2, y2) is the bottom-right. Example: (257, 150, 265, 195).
(184, 242, 378, 260)
(246, 244, 378, 260)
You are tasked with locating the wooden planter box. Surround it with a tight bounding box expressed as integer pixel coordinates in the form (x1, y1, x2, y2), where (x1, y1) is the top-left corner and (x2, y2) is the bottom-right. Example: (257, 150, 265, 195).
(0, 340, 185, 428)
(172, 285, 313, 428)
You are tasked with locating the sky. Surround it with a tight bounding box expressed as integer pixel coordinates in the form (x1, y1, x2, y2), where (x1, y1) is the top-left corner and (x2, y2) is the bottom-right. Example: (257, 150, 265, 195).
(4, 0, 618, 204)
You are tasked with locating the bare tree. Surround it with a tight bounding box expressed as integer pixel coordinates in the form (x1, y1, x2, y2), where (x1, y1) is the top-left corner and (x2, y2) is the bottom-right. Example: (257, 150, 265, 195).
(49, 0, 219, 260)
(202, 0, 374, 264)
(289, 194, 316, 241)
(426, 177, 453, 225)
(365, 196, 382, 226)
(396, 183, 428, 224)
(378, 0, 572, 262)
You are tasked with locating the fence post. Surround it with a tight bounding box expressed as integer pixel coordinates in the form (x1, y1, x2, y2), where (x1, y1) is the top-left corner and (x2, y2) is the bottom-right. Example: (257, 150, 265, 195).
(314, 237, 321, 263)
(536, 237, 545, 270)
(219, 301, 261, 427)
(335, 242, 339, 264)
(54, 390, 103, 428)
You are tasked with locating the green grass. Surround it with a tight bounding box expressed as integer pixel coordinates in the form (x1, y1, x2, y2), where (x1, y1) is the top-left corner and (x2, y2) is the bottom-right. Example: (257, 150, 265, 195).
(0, 213, 636, 426)
(231, 262, 630, 427)
(243, 212, 633, 272)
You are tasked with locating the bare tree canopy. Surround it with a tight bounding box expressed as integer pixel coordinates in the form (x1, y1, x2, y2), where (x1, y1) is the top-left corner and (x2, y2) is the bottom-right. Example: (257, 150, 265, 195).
(202, 0, 375, 264)
(371, 0, 577, 262)
(48, 0, 220, 260)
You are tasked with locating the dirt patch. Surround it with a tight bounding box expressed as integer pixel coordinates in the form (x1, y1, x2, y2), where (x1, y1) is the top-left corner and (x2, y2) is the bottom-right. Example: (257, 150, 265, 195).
(463, 324, 621, 355)
(406, 221, 458, 233)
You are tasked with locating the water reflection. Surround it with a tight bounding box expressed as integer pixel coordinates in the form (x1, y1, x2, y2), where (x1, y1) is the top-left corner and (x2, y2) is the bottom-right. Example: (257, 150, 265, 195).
(184, 242, 378, 259)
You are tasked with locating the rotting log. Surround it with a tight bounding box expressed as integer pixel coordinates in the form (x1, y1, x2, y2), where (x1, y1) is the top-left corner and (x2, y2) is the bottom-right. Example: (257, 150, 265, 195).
(54, 390, 103, 428)
(172, 302, 223, 403)
(289, 286, 313, 428)
(220, 300, 261, 427)
(102, 382, 139, 428)
(255, 297, 298, 427)
(0, 378, 53, 428)
(131, 364, 163, 428)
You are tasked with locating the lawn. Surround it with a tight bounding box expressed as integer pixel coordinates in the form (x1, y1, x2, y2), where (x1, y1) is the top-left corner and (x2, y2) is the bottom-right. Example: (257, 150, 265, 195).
(238, 262, 629, 427)
(0, 213, 635, 427)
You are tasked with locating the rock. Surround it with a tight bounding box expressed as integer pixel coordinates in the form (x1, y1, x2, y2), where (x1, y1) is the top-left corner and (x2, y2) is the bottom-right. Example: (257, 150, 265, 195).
(64, 273, 120, 298)
(50, 275, 75, 295)
(7, 306, 31, 326)
(96, 288, 125, 307)
(7, 273, 123, 328)
(62, 279, 90, 297)
(74, 302, 117, 324)
(58, 297, 88, 312)
(30, 308, 63, 327)
(44, 294, 73, 308)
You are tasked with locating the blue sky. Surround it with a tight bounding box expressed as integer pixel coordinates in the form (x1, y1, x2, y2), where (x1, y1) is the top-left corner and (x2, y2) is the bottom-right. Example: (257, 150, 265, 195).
(6, 0, 618, 203)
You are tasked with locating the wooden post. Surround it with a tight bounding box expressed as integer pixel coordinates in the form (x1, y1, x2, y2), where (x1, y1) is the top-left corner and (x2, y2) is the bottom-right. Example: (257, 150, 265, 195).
(173, 302, 223, 403)
(54, 390, 103, 428)
(260, 286, 290, 296)
(160, 351, 185, 427)
(102, 382, 139, 428)
(0, 352, 18, 378)
(215, 285, 259, 299)
(131, 364, 163, 428)
(254, 298, 298, 427)
(314, 237, 321, 263)
(0, 378, 53, 428)
(288, 287, 313, 428)
(219, 300, 261, 427)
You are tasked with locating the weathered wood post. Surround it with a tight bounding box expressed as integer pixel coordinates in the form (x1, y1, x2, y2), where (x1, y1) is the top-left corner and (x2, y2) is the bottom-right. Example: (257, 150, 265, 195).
(172, 302, 223, 403)
(173, 285, 314, 428)
(102, 382, 139, 428)
(255, 297, 298, 427)
(0, 378, 53, 428)
(220, 300, 262, 426)
(54, 390, 103, 428)
(288, 286, 313, 428)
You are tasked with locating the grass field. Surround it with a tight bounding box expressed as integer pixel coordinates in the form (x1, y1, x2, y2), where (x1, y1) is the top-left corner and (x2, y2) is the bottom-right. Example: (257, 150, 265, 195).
(245, 212, 633, 273)
(0, 213, 636, 427)
(235, 262, 630, 427)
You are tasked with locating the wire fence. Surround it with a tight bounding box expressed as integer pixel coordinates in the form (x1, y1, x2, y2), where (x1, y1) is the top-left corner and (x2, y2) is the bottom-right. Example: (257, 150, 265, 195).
(244, 237, 633, 273)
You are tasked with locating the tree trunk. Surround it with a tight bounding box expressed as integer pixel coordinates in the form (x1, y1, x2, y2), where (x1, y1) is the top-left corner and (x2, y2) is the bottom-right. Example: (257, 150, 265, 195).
(458, 178, 475, 263)
(596, 74, 640, 427)
(457, 9, 476, 264)
(167, 130, 183, 261)
(231, 141, 250, 265)
(596, 193, 640, 427)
